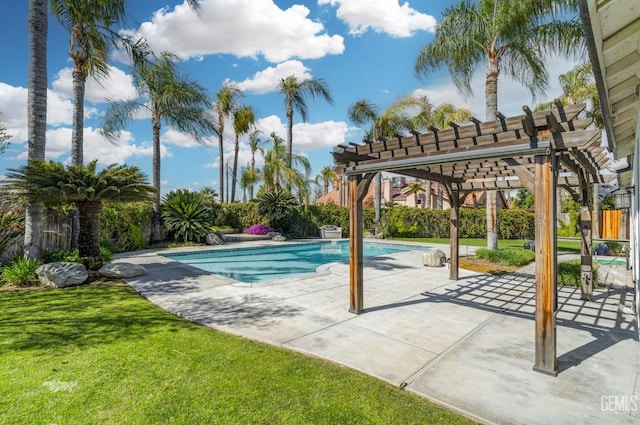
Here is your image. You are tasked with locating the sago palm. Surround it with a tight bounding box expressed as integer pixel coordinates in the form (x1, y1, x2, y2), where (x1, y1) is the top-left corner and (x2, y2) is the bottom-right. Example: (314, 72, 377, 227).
(4, 160, 155, 260)
(161, 189, 211, 243)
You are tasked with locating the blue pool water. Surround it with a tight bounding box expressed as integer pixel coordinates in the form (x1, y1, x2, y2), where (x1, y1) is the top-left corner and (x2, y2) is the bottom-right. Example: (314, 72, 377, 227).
(163, 240, 425, 283)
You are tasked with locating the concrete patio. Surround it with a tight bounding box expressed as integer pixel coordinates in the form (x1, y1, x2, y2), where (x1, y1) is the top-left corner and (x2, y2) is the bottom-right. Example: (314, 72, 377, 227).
(117, 241, 639, 425)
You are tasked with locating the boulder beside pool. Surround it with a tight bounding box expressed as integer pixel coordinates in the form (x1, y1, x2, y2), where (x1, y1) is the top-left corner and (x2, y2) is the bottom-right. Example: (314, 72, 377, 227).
(99, 262, 148, 278)
(423, 250, 446, 267)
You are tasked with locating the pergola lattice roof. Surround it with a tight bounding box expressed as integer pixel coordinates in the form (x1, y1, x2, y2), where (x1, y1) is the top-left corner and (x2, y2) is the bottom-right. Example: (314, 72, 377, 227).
(333, 103, 612, 193)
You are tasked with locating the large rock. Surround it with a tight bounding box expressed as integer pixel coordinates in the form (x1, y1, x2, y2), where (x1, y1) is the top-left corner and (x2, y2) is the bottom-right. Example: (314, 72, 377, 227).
(422, 249, 447, 267)
(272, 234, 287, 242)
(205, 233, 225, 245)
(99, 262, 147, 278)
(36, 262, 88, 288)
(524, 240, 535, 251)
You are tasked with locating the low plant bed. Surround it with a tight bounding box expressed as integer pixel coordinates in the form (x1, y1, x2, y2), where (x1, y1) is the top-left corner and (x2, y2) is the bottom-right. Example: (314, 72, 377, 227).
(459, 247, 535, 276)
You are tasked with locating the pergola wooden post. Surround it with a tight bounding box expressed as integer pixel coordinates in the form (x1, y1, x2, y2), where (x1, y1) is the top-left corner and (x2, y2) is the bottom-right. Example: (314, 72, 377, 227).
(446, 184, 460, 280)
(533, 152, 558, 376)
(349, 173, 374, 314)
(580, 208, 593, 301)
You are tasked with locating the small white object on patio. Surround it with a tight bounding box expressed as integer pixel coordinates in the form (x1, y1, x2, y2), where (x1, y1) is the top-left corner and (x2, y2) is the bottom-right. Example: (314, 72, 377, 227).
(320, 225, 343, 239)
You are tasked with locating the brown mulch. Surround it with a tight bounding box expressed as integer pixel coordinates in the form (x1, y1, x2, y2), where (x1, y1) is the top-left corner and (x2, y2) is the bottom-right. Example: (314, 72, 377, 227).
(459, 256, 521, 276)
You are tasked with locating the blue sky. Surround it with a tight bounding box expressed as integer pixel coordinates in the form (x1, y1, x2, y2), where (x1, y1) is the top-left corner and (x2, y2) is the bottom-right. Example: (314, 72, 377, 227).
(0, 0, 578, 199)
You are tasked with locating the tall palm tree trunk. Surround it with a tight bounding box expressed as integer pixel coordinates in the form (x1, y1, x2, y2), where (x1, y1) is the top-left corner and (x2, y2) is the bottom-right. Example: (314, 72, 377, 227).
(69, 62, 86, 250)
(485, 56, 499, 250)
(231, 134, 239, 202)
(286, 99, 293, 191)
(25, 0, 47, 260)
(152, 116, 162, 242)
(77, 200, 102, 259)
(71, 63, 85, 166)
(218, 132, 224, 203)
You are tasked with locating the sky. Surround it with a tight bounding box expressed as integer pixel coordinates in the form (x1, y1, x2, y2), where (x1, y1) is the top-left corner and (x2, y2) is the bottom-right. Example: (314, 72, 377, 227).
(0, 0, 580, 200)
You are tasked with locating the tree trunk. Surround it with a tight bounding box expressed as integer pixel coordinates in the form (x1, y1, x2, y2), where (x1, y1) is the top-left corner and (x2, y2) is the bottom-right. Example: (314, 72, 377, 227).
(218, 115, 225, 204)
(485, 54, 499, 250)
(324, 180, 329, 195)
(71, 62, 85, 166)
(152, 115, 162, 242)
(286, 97, 293, 191)
(76, 200, 102, 259)
(231, 134, 239, 202)
(24, 0, 47, 260)
(425, 179, 431, 208)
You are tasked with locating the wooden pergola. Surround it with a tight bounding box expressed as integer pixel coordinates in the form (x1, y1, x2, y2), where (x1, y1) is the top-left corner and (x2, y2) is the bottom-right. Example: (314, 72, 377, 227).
(332, 102, 611, 376)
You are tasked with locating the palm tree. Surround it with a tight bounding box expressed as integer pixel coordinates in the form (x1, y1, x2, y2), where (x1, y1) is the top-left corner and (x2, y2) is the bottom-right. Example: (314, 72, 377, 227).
(248, 130, 266, 172)
(536, 63, 602, 127)
(316, 166, 337, 196)
(415, 0, 583, 250)
(347, 98, 414, 221)
(24, 0, 48, 260)
(407, 182, 425, 208)
(277, 75, 333, 185)
(239, 166, 261, 202)
(432, 103, 472, 129)
(231, 105, 255, 202)
(4, 160, 155, 260)
(0, 118, 12, 154)
(101, 46, 216, 242)
(262, 133, 311, 197)
(214, 82, 243, 203)
(50, 0, 127, 166)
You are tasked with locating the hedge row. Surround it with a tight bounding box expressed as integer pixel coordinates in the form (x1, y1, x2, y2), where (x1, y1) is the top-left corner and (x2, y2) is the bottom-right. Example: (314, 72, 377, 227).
(214, 203, 535, 240)
(100, 202, 535, 253)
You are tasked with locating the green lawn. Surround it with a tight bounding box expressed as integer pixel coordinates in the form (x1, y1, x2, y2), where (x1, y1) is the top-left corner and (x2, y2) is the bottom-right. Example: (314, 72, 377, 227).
(0, 282, 475, 425)
(393, 238, 581, 254)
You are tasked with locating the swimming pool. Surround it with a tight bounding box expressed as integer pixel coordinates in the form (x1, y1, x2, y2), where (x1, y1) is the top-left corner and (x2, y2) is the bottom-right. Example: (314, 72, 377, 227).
(163, 240, 425, 283)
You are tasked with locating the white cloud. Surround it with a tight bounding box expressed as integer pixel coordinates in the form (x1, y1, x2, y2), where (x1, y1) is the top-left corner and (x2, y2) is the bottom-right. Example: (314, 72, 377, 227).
(319, 0, 436, 37)
(128, 0, 344, 63)
(0, 83, 76, 144)
(51, 66, 137, 103)
(161, 127, 208, 148)
(254, 115, 348, 151)
(233, 60, 312, 94)
(411, 88, 468, 110)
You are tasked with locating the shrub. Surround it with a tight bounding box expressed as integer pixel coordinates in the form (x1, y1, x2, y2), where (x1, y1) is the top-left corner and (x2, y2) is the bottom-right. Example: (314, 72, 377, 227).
(475, 248, 535, 266)
(161, 189, 212, 243)
(42, 249, 80, 263)
(101, 202, 152, 252)
(557, 260, 599, 288)
(0, 208, 24, 263)
(1, 256, 41, 287)
(243, 224, 273, 235)
(257, 190, 298, 231)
